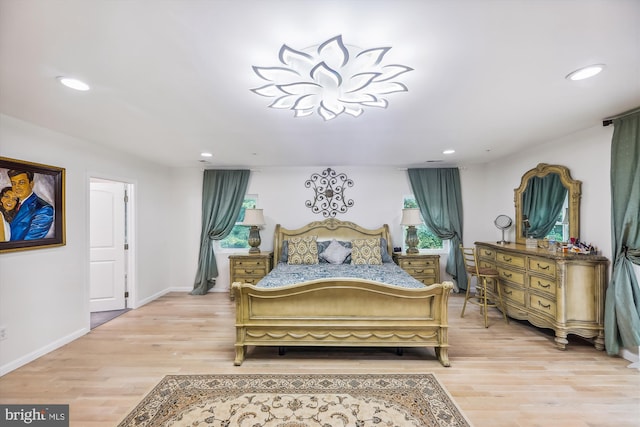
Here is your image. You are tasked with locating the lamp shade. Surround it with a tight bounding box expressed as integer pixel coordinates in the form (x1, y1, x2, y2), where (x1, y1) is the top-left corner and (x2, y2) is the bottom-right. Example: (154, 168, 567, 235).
(400, 208, 422, 226)
(243, 208, 265, 226)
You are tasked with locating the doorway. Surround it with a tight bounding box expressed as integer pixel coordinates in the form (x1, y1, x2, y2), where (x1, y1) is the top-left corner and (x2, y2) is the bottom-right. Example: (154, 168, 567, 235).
(89, 178, 135, 327)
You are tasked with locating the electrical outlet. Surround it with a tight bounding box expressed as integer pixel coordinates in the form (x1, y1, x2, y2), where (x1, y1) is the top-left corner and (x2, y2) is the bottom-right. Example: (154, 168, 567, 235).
(0, 327, 6, 341)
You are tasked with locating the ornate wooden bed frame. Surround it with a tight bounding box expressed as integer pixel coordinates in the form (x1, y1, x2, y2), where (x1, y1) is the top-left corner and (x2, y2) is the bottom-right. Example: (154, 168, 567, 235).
(232, 218, 454, 367)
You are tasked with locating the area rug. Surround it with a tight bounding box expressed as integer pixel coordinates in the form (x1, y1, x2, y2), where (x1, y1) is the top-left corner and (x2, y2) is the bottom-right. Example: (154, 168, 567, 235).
(118, 373, 472, 427)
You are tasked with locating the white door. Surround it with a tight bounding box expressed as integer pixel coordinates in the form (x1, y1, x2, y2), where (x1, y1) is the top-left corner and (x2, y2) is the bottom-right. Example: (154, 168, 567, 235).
(90, 181, 126, 312)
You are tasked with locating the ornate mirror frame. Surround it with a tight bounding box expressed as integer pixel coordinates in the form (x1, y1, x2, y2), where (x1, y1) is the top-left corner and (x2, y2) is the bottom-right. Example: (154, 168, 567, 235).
(514, 163, 581, 245)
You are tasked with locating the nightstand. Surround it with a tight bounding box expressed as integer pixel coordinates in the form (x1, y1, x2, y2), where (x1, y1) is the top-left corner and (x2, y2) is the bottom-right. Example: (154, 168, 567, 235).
(392, 253, 441, 285)
(228, 252, 273, 299)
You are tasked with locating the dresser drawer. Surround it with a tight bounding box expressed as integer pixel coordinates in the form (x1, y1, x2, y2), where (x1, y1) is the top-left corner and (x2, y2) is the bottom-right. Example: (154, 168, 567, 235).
(232, 276, 262, 285)
(478, 259, 495, 269)
(232, 258, 268, 269)
(528, 257, 556, 277)
(397, 258, 437, 269)
(529, 274, 557, 297)
(501, 284, 525, 305)
(414, 276, 438, 286)
(529, 293, 556, 318)
(403, 265, 438, 277)
(477, 247, 496, 260)
(233, 266, 268, 276)
(497, 267, 525, 286)
(496, 252, 526, 268)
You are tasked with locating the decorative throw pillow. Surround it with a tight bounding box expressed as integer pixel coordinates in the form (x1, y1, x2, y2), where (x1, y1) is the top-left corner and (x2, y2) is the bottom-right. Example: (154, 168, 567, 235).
(380, 237, 394, 263)
(280, 240, 289, 263)
(319, 239, 352, 265)
(287, 236, 319, 265)
(351, 238, 382, 265)
(316, 240, 332, 262)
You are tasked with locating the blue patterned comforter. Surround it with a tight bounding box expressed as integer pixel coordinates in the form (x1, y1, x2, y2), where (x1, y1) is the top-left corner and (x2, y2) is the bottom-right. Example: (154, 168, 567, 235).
(256, 262, 425, 289)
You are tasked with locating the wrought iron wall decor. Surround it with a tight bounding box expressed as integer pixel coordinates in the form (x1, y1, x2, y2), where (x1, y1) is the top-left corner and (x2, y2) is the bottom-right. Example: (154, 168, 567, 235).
(305, 168, 354, 217)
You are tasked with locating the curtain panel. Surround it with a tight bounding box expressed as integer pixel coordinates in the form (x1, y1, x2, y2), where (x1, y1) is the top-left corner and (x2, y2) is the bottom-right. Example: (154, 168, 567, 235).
(605, 108, 640, 354)
(408, 168, 466, 290)
(192, 169, 250, 295)
(522, 174, 567, 239)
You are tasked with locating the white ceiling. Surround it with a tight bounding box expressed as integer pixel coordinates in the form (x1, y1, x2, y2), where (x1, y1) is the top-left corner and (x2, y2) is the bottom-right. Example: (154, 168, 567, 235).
(1, 0, 639, 169)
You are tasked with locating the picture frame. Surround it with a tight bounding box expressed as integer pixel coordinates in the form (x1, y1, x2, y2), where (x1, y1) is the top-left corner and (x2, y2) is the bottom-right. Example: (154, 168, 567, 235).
(0, 157, 66, 253)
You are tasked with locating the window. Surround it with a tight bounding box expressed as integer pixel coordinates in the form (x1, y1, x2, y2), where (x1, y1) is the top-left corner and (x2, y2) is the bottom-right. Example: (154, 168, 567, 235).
(545, 202, 569, 242)
(218, 195, 257, 249)
(403, 196, 445, 251)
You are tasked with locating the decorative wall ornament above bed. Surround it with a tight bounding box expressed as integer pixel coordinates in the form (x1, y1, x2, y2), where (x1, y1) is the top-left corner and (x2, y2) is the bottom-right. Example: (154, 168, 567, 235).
(305, 167, 354, 217)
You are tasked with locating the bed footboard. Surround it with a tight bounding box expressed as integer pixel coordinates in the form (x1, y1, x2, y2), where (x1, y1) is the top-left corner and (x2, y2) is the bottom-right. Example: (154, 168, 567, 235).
(232, 279, 453, 367)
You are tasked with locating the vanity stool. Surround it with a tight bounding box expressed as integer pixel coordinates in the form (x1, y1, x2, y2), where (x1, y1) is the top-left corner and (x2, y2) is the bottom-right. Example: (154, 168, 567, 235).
(460, 245, 509, 328)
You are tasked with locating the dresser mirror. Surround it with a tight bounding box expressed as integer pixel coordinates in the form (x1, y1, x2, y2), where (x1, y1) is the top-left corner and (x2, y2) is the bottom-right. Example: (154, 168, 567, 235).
(514, 163, 581, 245)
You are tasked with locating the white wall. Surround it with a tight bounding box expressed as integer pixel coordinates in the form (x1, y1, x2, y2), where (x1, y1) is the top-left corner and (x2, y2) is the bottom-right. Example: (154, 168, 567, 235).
(0, 115, 174, 375)
(169, 166, 452, 293)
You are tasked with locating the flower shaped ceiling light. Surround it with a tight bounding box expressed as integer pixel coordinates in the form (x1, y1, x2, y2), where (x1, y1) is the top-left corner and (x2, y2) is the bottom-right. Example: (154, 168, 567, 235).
(251, 35, 413, 121)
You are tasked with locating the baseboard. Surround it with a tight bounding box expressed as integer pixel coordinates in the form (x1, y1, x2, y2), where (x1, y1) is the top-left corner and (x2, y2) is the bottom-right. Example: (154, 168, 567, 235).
(132, 288, 173, 308)
(0, 327, 88, 377)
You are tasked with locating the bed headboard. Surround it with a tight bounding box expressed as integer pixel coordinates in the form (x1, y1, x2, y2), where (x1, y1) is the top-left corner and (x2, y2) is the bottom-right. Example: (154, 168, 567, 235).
(273, 218, 392, 265)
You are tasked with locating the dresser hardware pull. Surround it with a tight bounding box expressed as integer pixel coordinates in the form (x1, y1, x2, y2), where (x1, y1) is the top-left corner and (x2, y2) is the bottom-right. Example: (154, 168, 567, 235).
(537, 281, 551, 288)
(504, 289, 513, 295)
(537, 263, 550, 270)
(414, 269, 424, 273)
(246, 269, 254, 274)
(503, 256, 512, 262)
(538, 301, 551, 309)
(503, 272, 513, 278)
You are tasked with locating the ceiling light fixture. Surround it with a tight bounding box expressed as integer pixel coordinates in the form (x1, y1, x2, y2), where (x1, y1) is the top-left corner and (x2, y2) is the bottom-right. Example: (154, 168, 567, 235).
(565, 64, 605, 81)
(57, 76, 90, 91)
(200, 152, 213, 157)
(443, 149, 455, 155)
(251, 35, 413, 121)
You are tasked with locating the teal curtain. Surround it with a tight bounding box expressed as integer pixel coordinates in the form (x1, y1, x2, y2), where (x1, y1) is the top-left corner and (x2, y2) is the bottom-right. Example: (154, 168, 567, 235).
(522, 174, 567, 238)
(408, 168, 466, 290)
(192, 169, 250, 295)
(605, 108, 640, 354)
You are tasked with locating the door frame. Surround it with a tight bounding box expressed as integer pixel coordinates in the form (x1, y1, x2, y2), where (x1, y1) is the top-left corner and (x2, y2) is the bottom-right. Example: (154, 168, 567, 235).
(87, 174, 137, 316)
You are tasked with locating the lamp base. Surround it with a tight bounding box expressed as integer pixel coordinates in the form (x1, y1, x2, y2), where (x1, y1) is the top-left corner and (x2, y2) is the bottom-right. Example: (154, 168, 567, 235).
(248, 226, 261, 254)
(405, 225, 419, 255)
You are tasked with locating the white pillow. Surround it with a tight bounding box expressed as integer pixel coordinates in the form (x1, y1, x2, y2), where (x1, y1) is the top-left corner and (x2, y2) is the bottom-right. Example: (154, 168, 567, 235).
(319, 239, 352, 264)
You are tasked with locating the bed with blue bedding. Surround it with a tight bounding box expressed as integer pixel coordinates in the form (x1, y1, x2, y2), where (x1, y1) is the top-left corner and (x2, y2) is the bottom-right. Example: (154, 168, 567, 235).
(231, 218, 453, 367)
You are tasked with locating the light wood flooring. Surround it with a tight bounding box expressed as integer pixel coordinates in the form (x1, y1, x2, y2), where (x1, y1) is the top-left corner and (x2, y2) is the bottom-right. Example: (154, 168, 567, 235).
(0, 291, 638, 427)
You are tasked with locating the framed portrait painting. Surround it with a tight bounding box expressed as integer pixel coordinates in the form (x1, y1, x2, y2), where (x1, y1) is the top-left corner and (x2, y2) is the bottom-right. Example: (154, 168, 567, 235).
(0, 157, 66, 253)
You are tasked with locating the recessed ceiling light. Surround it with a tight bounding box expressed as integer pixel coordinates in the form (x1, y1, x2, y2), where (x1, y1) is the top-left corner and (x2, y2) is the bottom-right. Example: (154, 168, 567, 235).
(443, 149, 455, 155)
(200, 152, 213, 157)
(57, 77, 90, 91)
(565, 64, 605, 81)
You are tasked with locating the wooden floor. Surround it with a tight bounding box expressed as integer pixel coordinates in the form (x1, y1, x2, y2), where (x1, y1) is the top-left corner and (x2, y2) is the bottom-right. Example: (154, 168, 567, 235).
(0, 291, 638, 427)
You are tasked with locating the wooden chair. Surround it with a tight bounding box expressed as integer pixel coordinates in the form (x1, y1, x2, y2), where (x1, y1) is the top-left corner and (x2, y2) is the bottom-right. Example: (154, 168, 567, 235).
(460, 245, 509, 328)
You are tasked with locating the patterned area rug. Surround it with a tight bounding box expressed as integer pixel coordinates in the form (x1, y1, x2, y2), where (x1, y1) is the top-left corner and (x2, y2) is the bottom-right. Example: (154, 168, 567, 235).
(118, 373, 472, 427)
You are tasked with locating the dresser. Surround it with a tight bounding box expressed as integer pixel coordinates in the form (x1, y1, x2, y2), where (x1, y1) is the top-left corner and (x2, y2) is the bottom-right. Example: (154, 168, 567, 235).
(392, 253, 441, 285)
(228, 252, 273, 299)
(475, 242, 608, 350)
